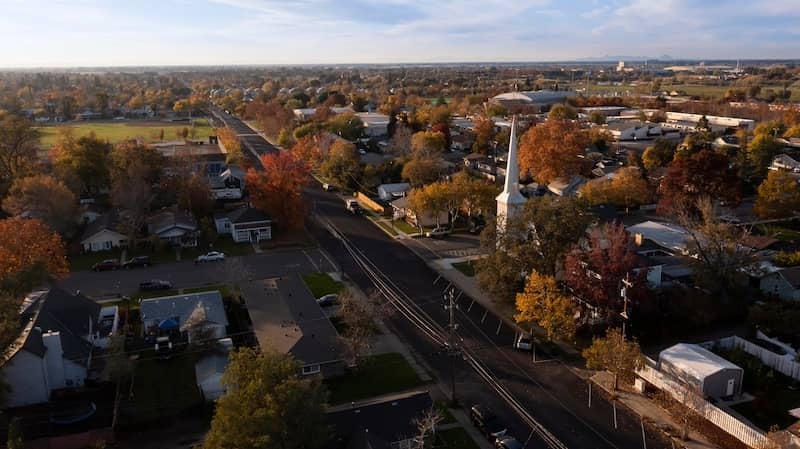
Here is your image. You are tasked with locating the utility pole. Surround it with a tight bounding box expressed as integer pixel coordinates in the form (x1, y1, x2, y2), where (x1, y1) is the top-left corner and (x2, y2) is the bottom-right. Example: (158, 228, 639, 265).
(620, 274, 632, 341)
(444, 287, 459, 405)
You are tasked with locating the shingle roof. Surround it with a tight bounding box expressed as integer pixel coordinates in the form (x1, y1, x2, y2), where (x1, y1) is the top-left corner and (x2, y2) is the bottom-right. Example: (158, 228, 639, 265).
(241, 276, 340, 366)
(227, 207, 271, 225)
(140, 291, 228, 330)
(80, 210, 123, 243)
(147, 208, 198, 235)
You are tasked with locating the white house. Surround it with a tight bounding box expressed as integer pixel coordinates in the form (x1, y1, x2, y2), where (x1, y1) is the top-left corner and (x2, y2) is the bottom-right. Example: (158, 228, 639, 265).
(215, 207, 272, 243)
(1, 289, 103, 408)
(140, 291, 228, 343)
(377, 183, 411, 201)
(195, 338, 233, 402)
(770, 154, 800, 173)
(355, 112, 390, 138)
(760, 266, 800, 301)
(80, 211, 127, 253)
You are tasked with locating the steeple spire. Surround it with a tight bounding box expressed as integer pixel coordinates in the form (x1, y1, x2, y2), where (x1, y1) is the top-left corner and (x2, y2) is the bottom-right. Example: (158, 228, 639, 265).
(495, 116, 527, 233)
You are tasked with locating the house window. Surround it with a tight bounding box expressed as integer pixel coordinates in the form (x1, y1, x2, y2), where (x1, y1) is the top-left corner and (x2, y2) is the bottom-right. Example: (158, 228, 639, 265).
(224, 222, 230, 229)
(104, 240, 112, 249)
(301, 364, 320, 375)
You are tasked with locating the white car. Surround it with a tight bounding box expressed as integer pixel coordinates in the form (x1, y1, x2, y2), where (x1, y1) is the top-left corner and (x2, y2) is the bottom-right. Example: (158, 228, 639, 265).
(425, 227, 450, 238)
(195, 251, 225, 262)
(316, 294, 339, 307)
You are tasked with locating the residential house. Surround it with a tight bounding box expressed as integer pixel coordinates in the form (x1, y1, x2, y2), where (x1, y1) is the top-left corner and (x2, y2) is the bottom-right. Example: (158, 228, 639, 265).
(356, 112, 390, 138)
(210, 165, 246, 200)
(214, 207, 272, 243)
(326, 391, 434, 449)
(390, 196, 448, 229)
(139, 291, 229, 343)
(195, 338, 234, 402)
(547, 175, 587, 197)
(760, 266, 800, 301)
(463, 153, 506, 182)
(770, 154, 800, 173)
(147, 208, 198, 247)
(627, 221, 690, 255)
(80, 211, 127, 253)
(1, 288, 113, 408)
(240, 276, 344, 377)
(377, 183, 411, 202)
(450, 133, 474, 151)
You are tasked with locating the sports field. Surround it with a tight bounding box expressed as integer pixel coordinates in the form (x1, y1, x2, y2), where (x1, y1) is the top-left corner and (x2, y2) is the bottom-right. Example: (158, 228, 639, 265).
(36, 118, 214, 148)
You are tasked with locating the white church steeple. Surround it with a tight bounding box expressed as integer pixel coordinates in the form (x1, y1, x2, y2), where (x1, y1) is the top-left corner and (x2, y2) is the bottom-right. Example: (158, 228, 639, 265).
(495, 116, 526, 234)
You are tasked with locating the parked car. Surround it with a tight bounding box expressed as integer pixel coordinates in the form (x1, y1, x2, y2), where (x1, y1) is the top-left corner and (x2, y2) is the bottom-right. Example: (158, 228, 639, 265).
(470, 405, 507, 441)
(92, 259, 120, 272)
(468, 224, 485, 234)
(123, 256, 151, 269)
(316, 294, 339, 307)
(345, 199, 363, 215)
(155, 336, 173, 360)
(322, 183, 335, 191)
(195, 251, 225, 262)
(425, 226, 450, 238)
(513, 335, 533, 351)
(496, 436, 523, 449)
(139, 280, 172, 291)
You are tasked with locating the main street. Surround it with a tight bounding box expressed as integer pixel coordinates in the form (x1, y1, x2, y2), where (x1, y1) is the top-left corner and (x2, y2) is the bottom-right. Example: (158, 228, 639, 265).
(306, 186, 671, 449)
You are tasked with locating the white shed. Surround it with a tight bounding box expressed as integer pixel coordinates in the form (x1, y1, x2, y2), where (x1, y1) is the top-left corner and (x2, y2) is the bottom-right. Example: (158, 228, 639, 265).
(659, 343, 743, 398)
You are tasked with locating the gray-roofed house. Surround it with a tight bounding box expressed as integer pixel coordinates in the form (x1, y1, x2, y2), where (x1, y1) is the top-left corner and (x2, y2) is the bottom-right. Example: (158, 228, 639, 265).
(80, 210, 128, 253)
(326, 390, 433, 449)
(1, 288, 101, 408)
(147, 208, 198, 247)
(240, 276, 344, 377)
(214, 207, 272, 243)
(140, 291, 228, 343)
(377, 183, 411, 201)
(759, 266, 800, 301)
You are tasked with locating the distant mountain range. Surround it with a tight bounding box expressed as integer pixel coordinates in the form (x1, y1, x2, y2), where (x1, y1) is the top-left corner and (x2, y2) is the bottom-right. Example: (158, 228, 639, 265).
(576, 55, 674, 61)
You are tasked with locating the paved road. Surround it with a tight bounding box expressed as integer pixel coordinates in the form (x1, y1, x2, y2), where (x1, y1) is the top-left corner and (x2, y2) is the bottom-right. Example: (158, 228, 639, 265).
(209, 107, 277, 169)
(305, 185, 672, 449)
(59, 248, 337, 297)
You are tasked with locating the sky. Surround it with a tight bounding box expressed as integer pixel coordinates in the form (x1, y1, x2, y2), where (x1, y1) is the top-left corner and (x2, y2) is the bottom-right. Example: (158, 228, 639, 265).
(0, 0, 798, 67)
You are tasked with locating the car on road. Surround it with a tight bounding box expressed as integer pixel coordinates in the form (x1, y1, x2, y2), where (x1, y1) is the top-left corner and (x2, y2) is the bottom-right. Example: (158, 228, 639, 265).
(122, 256, 151, 269)
(345, 199, 364, 215)
(424, 226, 450, 238)
(139, 280, 172, 291)
(513, 335, 533, 351)
(322, 183, 335, 191)
(92, 259, 120, 272)
(470, 405, 507, 441)
(495, 436, 523, 449)
(316, 294, 339, 307)
(195, 251, 225, 262)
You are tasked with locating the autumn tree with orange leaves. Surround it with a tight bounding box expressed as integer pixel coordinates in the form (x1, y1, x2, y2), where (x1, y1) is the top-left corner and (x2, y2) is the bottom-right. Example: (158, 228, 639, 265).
(518, 120, 589, 185)
(0, 218, 68, 297)
(246, 152, 310, 230)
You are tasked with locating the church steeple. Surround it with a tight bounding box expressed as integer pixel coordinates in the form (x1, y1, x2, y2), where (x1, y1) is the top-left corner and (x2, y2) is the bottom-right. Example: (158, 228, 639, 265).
(495, 116, 526, 233)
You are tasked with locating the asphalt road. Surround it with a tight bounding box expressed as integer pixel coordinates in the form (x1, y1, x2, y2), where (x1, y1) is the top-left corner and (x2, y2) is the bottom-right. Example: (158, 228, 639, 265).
(59, 248, 337, 297)
(305, 185, 672, 449)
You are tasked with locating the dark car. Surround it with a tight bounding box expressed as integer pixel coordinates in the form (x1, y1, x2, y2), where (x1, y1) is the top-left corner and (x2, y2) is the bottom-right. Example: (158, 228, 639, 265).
(92, 259, 120, 272)
(123, 256, 151, 269)
(139, 280, 172, 291)
(470, 405, 507, 441)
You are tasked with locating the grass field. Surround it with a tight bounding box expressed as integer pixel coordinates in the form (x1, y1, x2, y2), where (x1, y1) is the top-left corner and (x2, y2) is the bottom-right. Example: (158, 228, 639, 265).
(302, 272, 344, 298)
(37, 119, 214, 148)
(325, 352, 425, 404)
(132, 352, 202, 422)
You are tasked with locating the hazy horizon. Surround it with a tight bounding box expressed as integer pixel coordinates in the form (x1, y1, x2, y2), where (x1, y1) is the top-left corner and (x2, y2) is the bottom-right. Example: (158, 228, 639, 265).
(1, 0, 799, 68)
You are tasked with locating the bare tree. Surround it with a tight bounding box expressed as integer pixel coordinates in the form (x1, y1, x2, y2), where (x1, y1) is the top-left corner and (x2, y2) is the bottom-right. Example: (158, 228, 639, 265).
(337, 289, 388, 368)
(413, 407, 444, 449)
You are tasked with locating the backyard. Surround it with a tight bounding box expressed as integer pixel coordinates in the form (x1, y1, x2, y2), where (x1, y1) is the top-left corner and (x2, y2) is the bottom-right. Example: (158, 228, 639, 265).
(128, 351, 203, 424)
(37, 118, 214, 148)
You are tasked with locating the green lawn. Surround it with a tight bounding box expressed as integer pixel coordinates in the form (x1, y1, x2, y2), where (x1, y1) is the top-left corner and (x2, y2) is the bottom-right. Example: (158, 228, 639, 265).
(302, 273, 344, 298)
(434, 401, 457, 424)
(758, 224, 800, 242)
(435, 428, 480, 449)
(37, 119, 214, 148)
(68, 248, 124, 271)
(325, 352, 426, 404)
(452, 261, 476, 277)
(131, 352, 202, 421)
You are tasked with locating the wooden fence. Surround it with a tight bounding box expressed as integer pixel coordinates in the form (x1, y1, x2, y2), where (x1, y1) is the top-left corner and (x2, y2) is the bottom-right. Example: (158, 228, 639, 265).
(637, 358, 767, 448)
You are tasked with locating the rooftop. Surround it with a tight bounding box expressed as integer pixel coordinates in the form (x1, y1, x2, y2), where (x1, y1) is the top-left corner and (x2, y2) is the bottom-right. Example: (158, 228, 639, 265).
(660, 343, 742, 380)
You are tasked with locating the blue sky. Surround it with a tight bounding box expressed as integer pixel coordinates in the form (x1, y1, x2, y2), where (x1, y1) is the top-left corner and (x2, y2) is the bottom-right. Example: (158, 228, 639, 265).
(1, 0, 798, 67)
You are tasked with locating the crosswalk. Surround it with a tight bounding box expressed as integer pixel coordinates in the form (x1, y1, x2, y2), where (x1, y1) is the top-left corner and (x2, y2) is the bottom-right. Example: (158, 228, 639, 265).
(443, 248, 482, 257)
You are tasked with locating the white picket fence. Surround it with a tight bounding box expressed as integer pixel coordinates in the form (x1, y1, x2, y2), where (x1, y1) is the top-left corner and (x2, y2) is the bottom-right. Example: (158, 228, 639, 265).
(708, 335, 800, 381)
(637, 358, 768, 448)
